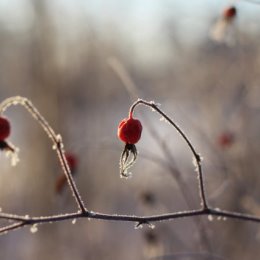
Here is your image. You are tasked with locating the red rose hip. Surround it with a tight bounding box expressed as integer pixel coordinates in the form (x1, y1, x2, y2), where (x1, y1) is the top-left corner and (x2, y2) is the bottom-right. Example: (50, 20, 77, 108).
(118, 117, 142, 144)
(118, 112, 142, 177)
(0, 117, 11, 140)
(223, 6, 236, 20)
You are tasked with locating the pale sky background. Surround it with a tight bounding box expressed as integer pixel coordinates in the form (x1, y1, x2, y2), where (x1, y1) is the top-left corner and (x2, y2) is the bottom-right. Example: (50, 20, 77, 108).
(0, 0, 259, 34)
(0, 0, 259, 66)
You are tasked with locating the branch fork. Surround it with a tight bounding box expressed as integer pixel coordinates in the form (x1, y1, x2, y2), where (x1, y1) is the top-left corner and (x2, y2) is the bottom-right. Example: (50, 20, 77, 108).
(0, 96, 259, 236)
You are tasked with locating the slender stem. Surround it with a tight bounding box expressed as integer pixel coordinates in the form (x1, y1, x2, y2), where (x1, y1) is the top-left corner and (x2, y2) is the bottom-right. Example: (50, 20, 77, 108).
(130, 99, 208, 209)
(0, 96, 86, 213)
(0, 222, 25, 234)
(55, 141, 86, 212)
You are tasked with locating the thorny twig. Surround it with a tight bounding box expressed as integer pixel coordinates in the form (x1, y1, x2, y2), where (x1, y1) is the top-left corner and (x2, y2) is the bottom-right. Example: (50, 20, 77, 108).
(1, 97, 260, 235)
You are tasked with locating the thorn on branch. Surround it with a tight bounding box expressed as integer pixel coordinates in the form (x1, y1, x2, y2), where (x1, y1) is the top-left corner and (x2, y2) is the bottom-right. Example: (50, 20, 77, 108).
(135, 220, 154, 229)
(195, 153, 202, 164)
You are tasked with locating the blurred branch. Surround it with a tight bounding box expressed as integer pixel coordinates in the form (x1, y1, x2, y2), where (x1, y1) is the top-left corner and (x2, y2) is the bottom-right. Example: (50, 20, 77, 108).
(150, 251, 227, 260)
(107, 57, 140, 100)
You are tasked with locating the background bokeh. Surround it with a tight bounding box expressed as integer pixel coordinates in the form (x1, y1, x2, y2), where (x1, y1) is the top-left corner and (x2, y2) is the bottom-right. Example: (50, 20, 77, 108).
(1, 0, 260, 259)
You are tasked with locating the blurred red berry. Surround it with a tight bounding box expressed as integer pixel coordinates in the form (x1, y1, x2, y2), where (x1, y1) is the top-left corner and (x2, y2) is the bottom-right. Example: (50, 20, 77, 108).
(55, 152, 78, 194)
(0, 117, 10, 140)
(118, 116, 142, 144)
(144, 230, 158, 245)
(55, 175, 67, 194)
(140, 191, 156, 206)
(223, 6, 236, 20)
(65, 152, 78, 172)
(218, 132, 235, 148)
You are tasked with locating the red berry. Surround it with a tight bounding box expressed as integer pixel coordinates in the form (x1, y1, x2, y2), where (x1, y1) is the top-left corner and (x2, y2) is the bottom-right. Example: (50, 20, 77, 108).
(223, 6, 236, 20)
(0, 117, 10, 140)
(118, 117, 142, 144)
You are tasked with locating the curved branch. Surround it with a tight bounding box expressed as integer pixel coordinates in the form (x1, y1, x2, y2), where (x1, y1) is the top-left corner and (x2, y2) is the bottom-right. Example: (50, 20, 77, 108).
(0, 96, 86, 213)
(130, 99, 208, 209)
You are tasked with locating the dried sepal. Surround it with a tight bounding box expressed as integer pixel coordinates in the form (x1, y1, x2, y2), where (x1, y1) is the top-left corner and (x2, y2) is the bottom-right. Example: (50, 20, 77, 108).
(119, 143, 138, 178)
(0, 140, 19, 166)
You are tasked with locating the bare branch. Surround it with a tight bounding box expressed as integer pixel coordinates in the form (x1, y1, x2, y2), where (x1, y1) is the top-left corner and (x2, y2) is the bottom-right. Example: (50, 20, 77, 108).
(130, 99, 208, 209)
(1, 96, 260, 239)
(0, 96, 86, 213)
